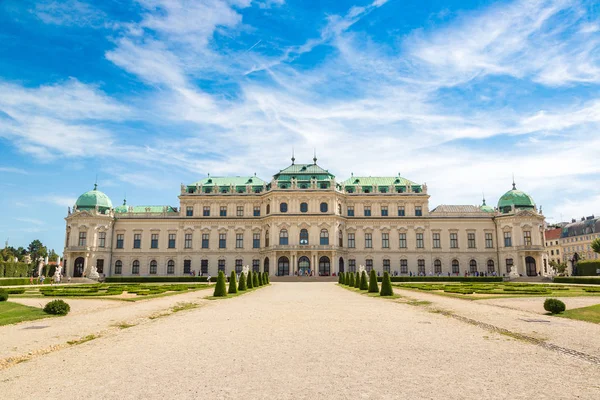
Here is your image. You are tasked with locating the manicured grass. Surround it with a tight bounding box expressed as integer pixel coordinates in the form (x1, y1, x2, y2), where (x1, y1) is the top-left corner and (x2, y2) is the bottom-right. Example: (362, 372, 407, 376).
(337, 283, 402, 299)
(557, 304, 600, 324)
(0, 302, 55, 326)
(205, 284, 269, 300)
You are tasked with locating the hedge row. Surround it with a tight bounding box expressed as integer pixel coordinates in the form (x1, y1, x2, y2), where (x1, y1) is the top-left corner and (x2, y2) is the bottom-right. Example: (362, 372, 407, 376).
(376, 276, 503, 283)
(0, 262, 31, 278)
(0, 277, 51, 286)
(105, 276, 217, 283)
(574, 260, 600, 276)
(553, 277, 600, 285)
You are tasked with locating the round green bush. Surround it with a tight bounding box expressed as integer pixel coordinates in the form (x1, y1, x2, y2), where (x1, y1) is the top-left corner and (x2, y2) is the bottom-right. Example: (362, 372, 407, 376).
(43, 299, 70, 315)
(0, 289, 8, 302)
(544, 298, 566, 314)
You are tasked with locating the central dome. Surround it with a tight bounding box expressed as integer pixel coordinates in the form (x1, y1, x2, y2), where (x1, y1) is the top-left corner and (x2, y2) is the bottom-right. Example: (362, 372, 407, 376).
(498, 183, 535, 213)
(75, 184, 113, 212)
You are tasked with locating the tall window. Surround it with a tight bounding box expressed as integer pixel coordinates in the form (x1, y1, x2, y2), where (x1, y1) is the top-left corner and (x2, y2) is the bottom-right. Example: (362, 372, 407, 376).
(280, 202, 288, 213)
(96, 232, 105, 248)
(236, 259, 243, 274)
(485, 233, 493, 248)
(114, 260, 122, 274)
(416, 233, 424, 248)
(506, 258, 513, 273)
(300, 202, 308, 213)
(203, 206, 210, 216)
(253, 206, 260, 217)
(265, 230, 269, 247)
(149, 260, 157, 274)
(236, 233, 244, 248)
(383, 259, 390, 272)
(116, 234, 124, 249)
(202, 233, 209, 249)
(415, 206, 422, 216)
(253, 233, 260, 249)
(366, 259, 373, 272)
(418, 259, 425, 274)
(201, 259, 208, 275)
(220, 206, 227, 217)
(185, 233, 192, 249)
(452, 260, 459, 274)
(168, 233, 176, 249)
(151, 233, 159, 249)
(320, 202, 328, 213)
(469, 259, 477, 273)
(399, 233, 407, 248)
(468, 233, 476, 248)
(339, 230, 343, 247)
(133, 233, 141, 249)
(381, 206, 388, 216)
(300, 229, 309, 245)
(364, 206, 371, 216)
(279, 229, 288, 245)
(450, 233, 458, 248)
(432, 233, 441, 248)
(487, 260, 495, 273)
(219, 233, 227, 248)
(78, 232, 87, 246)
(434, 259, 442, 274)
(347, 206, 354, 217)
(320, 229, 329, 245)
(348, 233, 355, 248)
(398, 206, 405, 216)
(237, 206, 244, 217)
(365, 233, 372, 248)
(167, 260, 175, 274)
(524, 231, 532, 246)
(400, 259, 408, 274)
(132, 260, 140, 274)
(218, 259, 225, 273)
(349, 259, 356, 273)
(382, 233, 389, 248)
(184, 260, 191, 274)
(252, 259, 260, 272)
(504, 232, 512, 247)
(186, 206, 193, 216)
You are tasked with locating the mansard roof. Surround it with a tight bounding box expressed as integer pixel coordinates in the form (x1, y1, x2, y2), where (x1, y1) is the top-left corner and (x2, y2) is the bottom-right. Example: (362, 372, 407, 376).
(340, 175, 418, 187)
(430, 205, 484, 213)
(273, 163, 334, 181)
(115, 205, 178, 214)
(189, 175, 267, 187)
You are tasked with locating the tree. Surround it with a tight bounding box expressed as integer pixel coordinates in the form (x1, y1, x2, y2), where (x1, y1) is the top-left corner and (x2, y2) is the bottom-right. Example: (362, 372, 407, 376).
(360, 271, 369, 290)
(263, 272, 269, 284)
(253, 271, 259, 287)
(380, 271, 394, 296)
(549, 260, 569, 275)
(247, 271, 254, 289)
(228, 271, 238, 294)
(347, 272, 354, 287)
(339, 272, 345, 285)
(592, 238, 600, 254)
(213, 271, 227, 297)
(258, 271, 264, 286)
(368, 269, 378, 293)
(353, 272, 360, 288)
(238, 271, 247, 291)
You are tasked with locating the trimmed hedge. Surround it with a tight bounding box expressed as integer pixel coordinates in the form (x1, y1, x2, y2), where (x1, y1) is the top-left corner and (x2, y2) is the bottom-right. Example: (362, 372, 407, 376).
(378, 276, 503, 283)
(228, 271, 238, 294)
(106, 276, 216, 283)
(380, 272, 393, 296)
(368, 270, 378, 293)
(553, 277, 600, 285)
(347, 272, 354, 287)
(0, 261, 30, 278)
(213, 271, 227, 297)
(574, 260, 600, 276)
(0, 277, 51, 286)
(544, 298, 566, 314)
(238, 272, 247, 291)
(0, 289, 8, 301)
(360, 271, 369, 290)
(44, 299, 70, 315)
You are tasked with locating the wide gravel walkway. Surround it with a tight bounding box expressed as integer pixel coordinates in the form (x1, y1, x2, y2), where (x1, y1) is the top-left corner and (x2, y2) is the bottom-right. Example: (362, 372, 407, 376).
(1, 283, 599, 399)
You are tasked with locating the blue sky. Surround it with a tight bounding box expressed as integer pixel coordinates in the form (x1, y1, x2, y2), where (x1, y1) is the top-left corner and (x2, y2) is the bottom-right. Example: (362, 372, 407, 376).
(1, 0, 600, 253)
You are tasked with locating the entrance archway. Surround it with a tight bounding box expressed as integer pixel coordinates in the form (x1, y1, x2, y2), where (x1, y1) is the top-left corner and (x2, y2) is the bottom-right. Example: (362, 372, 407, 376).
(298, 256, 310, 276)
(74, 257, 84, 277)
(319, 256, 331, 276)
(339, 257, 344, 273)
(277, 256, 290, 276)
(526, 256, 537, 276)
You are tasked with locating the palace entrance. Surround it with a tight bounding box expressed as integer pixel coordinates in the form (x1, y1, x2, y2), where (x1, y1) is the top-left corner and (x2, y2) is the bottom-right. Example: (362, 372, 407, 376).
(526, 256, 537, 277)
(298, 256, 310, 276)
(319, 256, 331, 276)
(277, 256, 290, 276)
(74, 257, 84, 277)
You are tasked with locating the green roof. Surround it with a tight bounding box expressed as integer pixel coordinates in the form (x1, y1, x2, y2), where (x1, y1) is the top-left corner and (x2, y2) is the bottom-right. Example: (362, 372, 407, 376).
(115, 205, 177, 214)
(75, 185, 113, 211)
(274, 163, 334, 178)
(189, 176, 267, 187)
(480, 199, 495, 213)
(340, 175, 422, 193)
(497, 183, 535, 211)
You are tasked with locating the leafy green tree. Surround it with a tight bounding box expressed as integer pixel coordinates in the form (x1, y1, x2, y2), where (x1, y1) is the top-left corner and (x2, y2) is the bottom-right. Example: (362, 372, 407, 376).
(360, 271, 369, 290)
(213, 270, 227, 297)
(380, 271, 394, 296)
(549, 260, 569, 275)
(238, 271, 247, 291)
(368, 269, 378, 293)
(592, 238, 600, 254)
(247, 271, 254, 289)
(228, 271, 238, 294)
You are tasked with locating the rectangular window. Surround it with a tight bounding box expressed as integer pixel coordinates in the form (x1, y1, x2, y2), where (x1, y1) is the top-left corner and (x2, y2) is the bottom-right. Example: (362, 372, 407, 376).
(98, 232, 106, 248)
(382, 233, 389, 248)
(236, 259, 243, 274)
(524, 231, 532, 246)
(365, 233, 372, 248)
(506, 258, 513, 273)
(253, 206, 260, 217)
(252, 259, 260, 272)
(450, 233, 458, 249)
(236, 233, 243, 248)
(202, 233, 209, 249)
(485, 233, 493, 248)
(78, 232, 87, 246)
(220, 206, 227, 217)
(96, 259, 104, 274)
(349, 259, 356, 273)
(398, 206, 405, 216)
(253, 233, 260, 249)
(347, 206, 354, 217)
(399, 233, 407, 249)
(348, 233, 355, 248)
(366, 259, 373, 272)
(468, 233, 476, 249)
(201, 260, 208, 275)
(219, 233, 227, 249)
(418, 259, 425, 274)
(168, 233, 176, 249)
(381, 206, 388, 216)
(416, 233, 424, 248)
(432, 233, 441, 249)
(415, 206, 422, 216)
(383, 259, 390, 273)
(203, 206, 210, 216)
(185, 233, 192, 249)
(186, 206, 193, 217)
(184, 260, 191, 274)
(218, 259, 225, 273)
(151, 233, 159, 249)
(400, 259, 408, 274)
(237, 206, 244, 217)
(133, 233, 141, 249)
(504, 232, 512, 247)
(116, 234, 124, 249)
(364, 206, 371, 217)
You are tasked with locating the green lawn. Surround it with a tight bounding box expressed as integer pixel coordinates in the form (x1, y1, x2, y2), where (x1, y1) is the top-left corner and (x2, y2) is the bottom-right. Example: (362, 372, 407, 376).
(0, 302, 54, 326)
(558, 304, 600, 324)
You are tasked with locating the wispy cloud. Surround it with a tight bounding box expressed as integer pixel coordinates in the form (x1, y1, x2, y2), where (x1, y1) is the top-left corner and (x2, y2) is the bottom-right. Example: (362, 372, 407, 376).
(15, 217, 44, 225)
(32, 0, 109, 28)
(0, 167, 28, 174)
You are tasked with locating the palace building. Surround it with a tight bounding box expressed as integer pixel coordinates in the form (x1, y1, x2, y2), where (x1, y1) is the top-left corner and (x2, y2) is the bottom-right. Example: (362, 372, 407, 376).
(63, 157, 548, 278)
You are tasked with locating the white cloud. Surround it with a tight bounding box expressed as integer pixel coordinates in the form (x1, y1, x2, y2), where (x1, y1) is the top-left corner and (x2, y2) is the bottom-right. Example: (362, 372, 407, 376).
(33, 0, 109, 28)
(15, 217, 44, 225)
(0, 167, 28, 174)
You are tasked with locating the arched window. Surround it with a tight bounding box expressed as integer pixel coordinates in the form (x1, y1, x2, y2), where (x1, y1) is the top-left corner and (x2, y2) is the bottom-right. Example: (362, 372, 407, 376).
(114, 260, 122, 275)
(265, 230, 270, 247)
(452, 259, 459, 274)
(300, 229, 309, 245)
(338, 230, 343, 247)
(266, 204, 270, 214)
(149, 260, 157, 274)
(300, 202, 308, 213)
(279, 229, 288, 245)
(320, 202, 328, 213)
(280, 202, 288, 213)
(320, 229, 329, 245)
(434, 259, 442, 274)
(167, 260, 175, 274)
(469, 259, 477, 273)
(132, 260, 140, 275)
(487, 259, 495, 273)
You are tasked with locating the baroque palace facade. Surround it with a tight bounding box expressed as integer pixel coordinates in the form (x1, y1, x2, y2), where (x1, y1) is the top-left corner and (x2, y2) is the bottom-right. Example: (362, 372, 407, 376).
(63, 158, 548, 278)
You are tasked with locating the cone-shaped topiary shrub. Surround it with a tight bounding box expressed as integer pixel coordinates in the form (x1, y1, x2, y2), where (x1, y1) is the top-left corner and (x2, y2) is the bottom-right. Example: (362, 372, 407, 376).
(347, 272, 354, 287)
(263, 272, 269, 284)
(247, 271, 254, 289)
(43, 299, 70, 315)
(360, 271, 369, 290)
(544, 298, 566, 314)
(368, 269, 379, 293)
(253, 271, 259, 287)
(258, 271, 264, 286)
(213, 270, 228, 297)
(380, 271, 394, 296)
(0, 289, 8, 302)
(238, 271, 247, 291)
(228, 271, 238, 294)
(354, 272, 360, 288)
(338, 273, 343, 284)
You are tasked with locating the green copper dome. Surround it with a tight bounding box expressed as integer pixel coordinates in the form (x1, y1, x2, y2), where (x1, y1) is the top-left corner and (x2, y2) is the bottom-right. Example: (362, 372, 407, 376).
(75, 184, 113, 212)
(497, 183, 535, 213)
(480, 198, 495, 213)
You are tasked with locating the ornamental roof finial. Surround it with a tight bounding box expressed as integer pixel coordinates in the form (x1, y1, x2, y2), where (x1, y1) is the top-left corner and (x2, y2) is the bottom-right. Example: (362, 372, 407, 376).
(512, 173, 516, 190)
(291, 147, 295, 165)
(313, 148, 317, 165)
(482, 192, 486, 206)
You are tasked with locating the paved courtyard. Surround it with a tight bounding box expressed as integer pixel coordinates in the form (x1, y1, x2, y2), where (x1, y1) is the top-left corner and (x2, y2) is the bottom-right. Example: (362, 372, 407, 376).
(1, 283, 599, 399)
